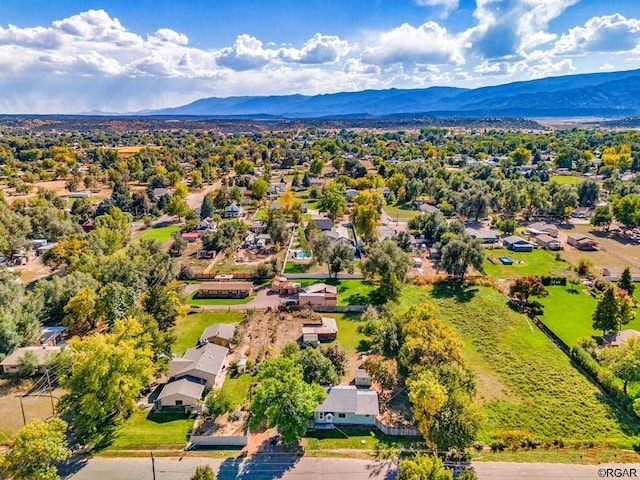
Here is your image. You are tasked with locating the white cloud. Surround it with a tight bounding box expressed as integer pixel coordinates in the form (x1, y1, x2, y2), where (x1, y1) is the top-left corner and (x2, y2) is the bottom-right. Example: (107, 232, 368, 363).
(216, 34, 277, 71)
(150, 28, 189, 46)
(553, 14, 640, 55)
(414, 0, 459, 18)
(361, 22, 465, 66)
(279, 33, 350, 64)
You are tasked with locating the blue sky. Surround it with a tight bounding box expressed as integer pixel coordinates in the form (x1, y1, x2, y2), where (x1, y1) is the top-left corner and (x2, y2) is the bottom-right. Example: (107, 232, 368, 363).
(0, 0, 639, 113)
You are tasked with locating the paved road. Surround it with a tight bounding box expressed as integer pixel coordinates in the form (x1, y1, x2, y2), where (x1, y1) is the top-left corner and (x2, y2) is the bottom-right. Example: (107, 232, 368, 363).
(474, 462, 640, 480)
(63, 456, 398, 480)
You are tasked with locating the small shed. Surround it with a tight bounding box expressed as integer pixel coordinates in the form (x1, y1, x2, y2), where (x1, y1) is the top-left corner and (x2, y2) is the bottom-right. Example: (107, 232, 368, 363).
(413, 257, 423, 268)
(237, 358, 248, 374)
(535, 234, 562, 251)
(354, 369, 372, 387)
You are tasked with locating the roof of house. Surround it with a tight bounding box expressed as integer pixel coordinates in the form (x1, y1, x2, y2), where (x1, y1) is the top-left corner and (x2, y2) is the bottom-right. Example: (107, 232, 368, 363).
(169, 342, 228, 380)
(39, 326, 66, 343)
(567, 233, 589, 241)
(529, 222, 558, 232)
(314, 386, 379, 415)
(0, 346, 62, 367)
(181, 232, 199, 238)
(355, 368, 370, 379)
(466, 228, 499, 239)
(158, 378, 204, 401)
(535, 233, 560, 243)
(303, 283, 338, 295)
(603, 329, 640, 347)
(312, 217, 334, 231)
(199, 281, 254, 291)
(199, 324, 236, 344)
(503, 235, 532, 245)
(224, 202, 241, 212)
(302, 317, 338, 336)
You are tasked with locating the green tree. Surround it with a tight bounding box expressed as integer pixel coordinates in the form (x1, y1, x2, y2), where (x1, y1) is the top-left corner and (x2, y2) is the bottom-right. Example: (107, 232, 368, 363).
(142, 282, 188, 331)
(63, 286, 99, 336)
(351, 190, 384, 243)
(497, 218, 516, 235)
(200, 192, 216, 219)
(205, 389, 232, 417)
(251, 178, 268, 201)
(578, 180, 599, 207)
(191, 170, 203, 190)
(16, 350, 39, 378)
(363, 354, 398, 391)
(362, 240, 413, 283)
(166, 195, 191, 221)
(299, 347, 338, 385)
(320, 343, 347, 378)
(440, 236, 484, 280)
(397, 454, 452, 480)
(248, 356, 325, 444)
(319, 182, 347, 221)
(407, 369, 448, 444)
(1, 418, 71, 480)
(190, 465, 216, 480)
(90, 206, 132, 255)
(97, 282, 137, 326)
(592, 286, 620, 336)
(591, 205, 613, 231)
(58, 318, 155, 445)
(599, 336, 640, 394)
(309, 158, 325, 176)
(613, 194, 640, 229)
(618, 267, 636, 297)
(327, 242, 355, 278)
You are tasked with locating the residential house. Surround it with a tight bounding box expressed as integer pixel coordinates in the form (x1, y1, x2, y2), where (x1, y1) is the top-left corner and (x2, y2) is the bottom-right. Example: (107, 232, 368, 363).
(69, 191, 91, 199)
(313, 386, 379, 427)
(298, 283, 338, 308)
(249, 221, 267, 234)
(527, 222, 559, 238)
(535, 234, 562, 251)
(152, 188, 174, 201)
(199, 324, 237, 348)
(602, 267, 640, 282)
(0, 346, 61, 374)
(567, 233, 598, 251)
(301, 317, 338, 345)
(155, 378, 204, 412)
(602, 329, 640, 348)
(181, 232, 199, 243)
(271, 275, 300, 294)
(312, 216, 334, 232)
(466, 228, 500, 244)
(256, 234, 272, 248)
(503, 236, 534, 252)
(197, 250, 215, 259)
(572, 207, 594, 218)
(224, 203, 243, 219)
(168, 342, 228, 388)
(413, 200, 440, 214)
(198, 281, 253, 298)
(324, 231, 355, 248)
(429, 247, 441, 260)
(38, 326, 66, 347)
(36, 243, 56, 257)
(413, 257, 423, 268)
(354, 369, 372, 387)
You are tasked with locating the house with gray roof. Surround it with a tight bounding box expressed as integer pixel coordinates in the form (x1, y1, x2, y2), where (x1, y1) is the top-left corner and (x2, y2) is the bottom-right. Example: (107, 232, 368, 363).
(603, 329, 640, 348)
(503, 235, 534, 252)
(0, 346, 62, 375)
(313, 386, 379, 427)
(199, 324, 236, 348)
(155, 378, 204, 412)
(223, 202, 242, 219)
(168, 342, 228, 389)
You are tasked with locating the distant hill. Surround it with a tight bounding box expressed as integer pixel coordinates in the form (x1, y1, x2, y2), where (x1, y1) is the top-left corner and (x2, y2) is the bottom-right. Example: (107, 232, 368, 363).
(148, 69, 640, 118)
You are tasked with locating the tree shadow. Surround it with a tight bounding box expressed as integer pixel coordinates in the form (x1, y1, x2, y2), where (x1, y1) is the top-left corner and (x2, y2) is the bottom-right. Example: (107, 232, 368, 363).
(357, 339, 371, 353)
(366, 459, 397, 480)
(217, 440, 302, 480)
(59, 452, 89, 479)
(145, 411, 192, 424)
(430, 283, 478, 303)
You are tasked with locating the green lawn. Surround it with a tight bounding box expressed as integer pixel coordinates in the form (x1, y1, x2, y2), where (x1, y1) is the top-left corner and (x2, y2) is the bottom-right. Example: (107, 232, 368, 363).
(297, 279, 379, 306)
(401, 284, 639, 446)
(108, 410, 194, 450)
(535, 284, 640, 347)
(303, 428, 423, 451)
(323, 312, 367, 353)
(137, 225, 180, 243)
(173, 311, 243, 355)
(550, 175, 581, 185)
(221, 373, 252, 408)
(384, 203, 420, 221)
(186, 290, 256, 306)
(484, 248, 572, 279)
(284, 262, 311, 274)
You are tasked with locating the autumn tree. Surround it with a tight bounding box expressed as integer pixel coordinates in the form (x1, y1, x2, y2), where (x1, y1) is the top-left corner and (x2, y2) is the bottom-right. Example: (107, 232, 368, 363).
(509, 275, 547, 308)
(58, 317, 155, 445)
(351, 190, 384, 243)
(363, 354, 398, 391)
(1, 418, 71, 480)
(248, 356, 325, 444)
(63, 286, 99, 336)
(592, 286, 635, 336)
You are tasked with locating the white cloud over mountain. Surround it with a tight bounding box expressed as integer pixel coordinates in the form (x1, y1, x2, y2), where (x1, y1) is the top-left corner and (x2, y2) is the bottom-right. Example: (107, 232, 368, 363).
(0, 5, 639, 112)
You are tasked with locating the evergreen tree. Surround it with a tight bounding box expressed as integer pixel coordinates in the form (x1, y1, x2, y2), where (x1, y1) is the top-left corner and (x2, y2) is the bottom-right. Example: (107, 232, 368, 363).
(618, 266, 635, 296)
(592, 286, 619, 336)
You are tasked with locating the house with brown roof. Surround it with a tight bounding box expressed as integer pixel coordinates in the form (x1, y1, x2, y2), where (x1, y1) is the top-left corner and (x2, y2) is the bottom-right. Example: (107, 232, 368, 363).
(271, 275, 300, 294)
(198, 281, 253, 298)
(527, 222, 559, 238)
(298, 283, 338, 307)
(199, 324, 237, 348)
(567, 233, 598, 251)
(0, 346, 61, 374)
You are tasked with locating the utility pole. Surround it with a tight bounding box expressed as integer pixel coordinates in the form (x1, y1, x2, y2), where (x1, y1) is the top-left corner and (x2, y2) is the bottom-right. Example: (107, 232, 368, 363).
(18, 395, 26, 426)
(45, 368, 55, 414)
(151, 452, 156, 480)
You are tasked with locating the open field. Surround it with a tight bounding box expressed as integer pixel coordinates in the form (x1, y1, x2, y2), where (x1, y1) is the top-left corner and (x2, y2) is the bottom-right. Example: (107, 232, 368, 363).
(550, 175, 582, 185)
(297, 279, 379, 306)
(173, 311, 244, 355)
(0, 382, 60, 442)
(136, 225, 180, 243)
(185, 290, 257, 306)
(402, 284, 639, 445)
(558, 224, 640, 270)
(303, 428, 423, 451)
(536, 284, 640, 346)
(484, 247, 572, 279)
(384, 203, 420, 221)
(108, 410, 194, 450)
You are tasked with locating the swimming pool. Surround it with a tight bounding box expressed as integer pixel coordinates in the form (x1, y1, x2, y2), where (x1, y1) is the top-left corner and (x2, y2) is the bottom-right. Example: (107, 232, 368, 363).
(297, 251, 311, 259)
(499, 256, 513, 265)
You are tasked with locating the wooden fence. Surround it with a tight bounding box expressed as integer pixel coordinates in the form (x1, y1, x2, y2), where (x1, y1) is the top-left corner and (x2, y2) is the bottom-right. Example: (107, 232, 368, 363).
(375, 419, 420, 437)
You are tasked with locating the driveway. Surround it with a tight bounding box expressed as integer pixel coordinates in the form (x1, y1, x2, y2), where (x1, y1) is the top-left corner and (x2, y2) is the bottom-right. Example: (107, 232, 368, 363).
(196, 288, 284, 311)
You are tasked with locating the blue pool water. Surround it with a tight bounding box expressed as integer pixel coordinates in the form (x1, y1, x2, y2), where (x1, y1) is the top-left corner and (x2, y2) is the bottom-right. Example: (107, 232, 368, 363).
(499, 256, 513, 265)
(297, 251, 310, 259)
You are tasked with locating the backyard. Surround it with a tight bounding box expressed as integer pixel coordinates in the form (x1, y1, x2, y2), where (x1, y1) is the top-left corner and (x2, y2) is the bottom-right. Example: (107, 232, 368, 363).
(550, 175, 582, 185)
(220, 373, 252, 409)
(173, 311, 244, 355)
(383, 203, 420, 221)
(401, 284, 639, 446)
(136, 224, 180, 243)
(107, 410, 194, 450)
(297, 279, 379, 306)
(185, 290, 257, 306)
(484, 247, 573, 279)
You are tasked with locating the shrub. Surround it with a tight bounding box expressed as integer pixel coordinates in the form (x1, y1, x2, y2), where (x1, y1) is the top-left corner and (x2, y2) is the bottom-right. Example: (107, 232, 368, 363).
(490, 439, 506, 452)
(179, 264, 195, 280)
(577, 258, 593, 275)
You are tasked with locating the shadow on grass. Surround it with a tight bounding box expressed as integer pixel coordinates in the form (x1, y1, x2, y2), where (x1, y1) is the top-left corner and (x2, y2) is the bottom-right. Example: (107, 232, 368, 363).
(357, 339, 371, 352)
(145, 411, 192, 424)
(430, 283, 478, 303)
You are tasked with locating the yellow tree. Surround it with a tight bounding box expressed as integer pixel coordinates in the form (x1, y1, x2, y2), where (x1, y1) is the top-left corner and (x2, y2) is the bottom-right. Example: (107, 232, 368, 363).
(279, 189, 297, 215)
(351, 190, 384, 243)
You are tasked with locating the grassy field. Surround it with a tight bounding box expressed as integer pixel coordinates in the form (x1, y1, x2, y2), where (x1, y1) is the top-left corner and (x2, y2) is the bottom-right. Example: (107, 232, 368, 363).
(484, 248, 573, 279)
(535, 284, 640, 346)
(550, 175, 582, 185)
(303, 428, 423, 451)
(221, 373, 252, 409)
(402, 284, 639, 446)
(185, 290, 256, 306)
(297, 279, 379, 306)
(323, 312, 367, 353)
(108, 410, 194, 450)
(173, 311, 243, 355)
(137, 225, 180, 243)
(384, 203, 420, 221)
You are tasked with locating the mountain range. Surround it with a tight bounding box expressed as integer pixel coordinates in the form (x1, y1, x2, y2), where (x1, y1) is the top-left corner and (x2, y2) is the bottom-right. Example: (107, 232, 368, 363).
(147, 69, 640, 119)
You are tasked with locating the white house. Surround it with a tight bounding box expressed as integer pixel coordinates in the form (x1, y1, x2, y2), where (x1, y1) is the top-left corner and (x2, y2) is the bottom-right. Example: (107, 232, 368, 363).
(224, 203, 243, 219)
